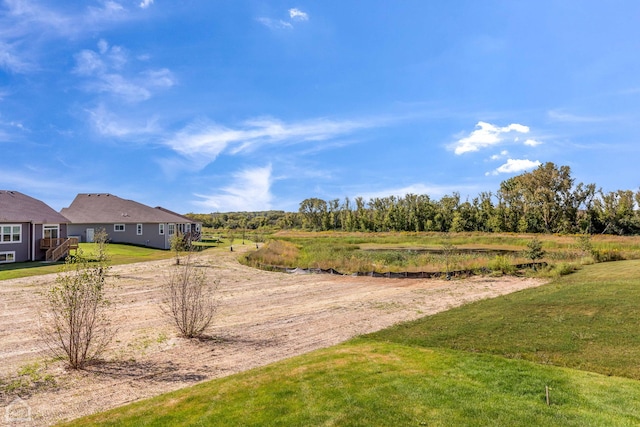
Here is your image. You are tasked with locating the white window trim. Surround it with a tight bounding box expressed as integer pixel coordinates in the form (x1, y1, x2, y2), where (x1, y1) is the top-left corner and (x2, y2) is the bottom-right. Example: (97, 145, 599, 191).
(43, 224, 60, 239)
(1, 224, 21, 244)
(136, 224, 143, 235)
(114, 224, 125, 232)
(159, 224, 165, 235)
(168, 223, 175, 235)
(0, 251, 15, 263)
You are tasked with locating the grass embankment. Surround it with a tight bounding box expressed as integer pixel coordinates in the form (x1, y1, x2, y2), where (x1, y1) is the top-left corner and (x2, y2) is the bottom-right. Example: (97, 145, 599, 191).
(0, 243, 178, 280)
(62, 260, 640, 426)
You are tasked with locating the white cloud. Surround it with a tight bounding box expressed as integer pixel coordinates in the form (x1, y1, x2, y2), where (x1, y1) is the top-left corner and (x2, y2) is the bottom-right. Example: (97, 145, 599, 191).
(0, 42, 32, 73)
(258, 7, 309, 30)
(257, 17, 293, 30)
(164, 116, 377, 167)
(87, 104, 159, 137)
(289, 8, 309, 21)
(194, 165, 274, 211)
(0, 1, 147, 73)
(524, 138, 542, 147)
(487, 159, 541, 176)
(139, 0, 154, 9)
(74, 40, 175, 102)
(452, 121, 531, 155)
(490, 150, 509, 160)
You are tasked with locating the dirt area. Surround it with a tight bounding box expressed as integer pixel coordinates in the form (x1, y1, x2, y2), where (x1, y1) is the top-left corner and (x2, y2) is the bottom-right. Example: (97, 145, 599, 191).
(0, 246, 545, 426)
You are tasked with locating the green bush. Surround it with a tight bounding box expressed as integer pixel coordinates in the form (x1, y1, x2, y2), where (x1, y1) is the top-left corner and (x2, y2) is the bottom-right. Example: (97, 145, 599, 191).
(592, 248, 625, 263)
(488, 255, 515, 275)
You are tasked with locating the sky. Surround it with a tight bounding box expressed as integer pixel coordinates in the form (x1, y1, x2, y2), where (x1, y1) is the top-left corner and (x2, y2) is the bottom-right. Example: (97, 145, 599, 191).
(1, 1, 640, 214)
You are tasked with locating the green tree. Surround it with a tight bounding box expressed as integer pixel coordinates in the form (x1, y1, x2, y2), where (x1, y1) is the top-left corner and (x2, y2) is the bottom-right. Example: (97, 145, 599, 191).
(299, 198, 328, 230)
(524, 237, 545, 266)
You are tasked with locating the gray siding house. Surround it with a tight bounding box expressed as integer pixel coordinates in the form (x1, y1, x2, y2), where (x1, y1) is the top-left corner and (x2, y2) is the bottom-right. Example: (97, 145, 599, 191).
(0, 190, 75, 263)
(61, 194, 201, 250)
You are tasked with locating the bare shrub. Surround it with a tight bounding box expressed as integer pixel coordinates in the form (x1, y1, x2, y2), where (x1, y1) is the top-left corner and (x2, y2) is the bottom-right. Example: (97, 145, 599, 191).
(41, 229, 113, 369)
(161, 254, 219, 338)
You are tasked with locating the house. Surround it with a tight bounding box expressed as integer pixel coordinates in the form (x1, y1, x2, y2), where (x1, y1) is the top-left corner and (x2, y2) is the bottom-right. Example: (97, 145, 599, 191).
(60, 193, 201, 250)
(0, 190, 76, 263)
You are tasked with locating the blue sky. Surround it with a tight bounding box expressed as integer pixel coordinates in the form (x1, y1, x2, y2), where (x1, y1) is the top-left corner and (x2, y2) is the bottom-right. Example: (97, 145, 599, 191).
(1, 1, 639, 213)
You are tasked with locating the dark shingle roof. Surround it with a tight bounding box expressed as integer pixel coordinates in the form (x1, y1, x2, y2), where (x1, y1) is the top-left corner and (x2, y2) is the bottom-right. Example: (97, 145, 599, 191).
(0, 190, 70, 223)
(60, 193, 197, 224)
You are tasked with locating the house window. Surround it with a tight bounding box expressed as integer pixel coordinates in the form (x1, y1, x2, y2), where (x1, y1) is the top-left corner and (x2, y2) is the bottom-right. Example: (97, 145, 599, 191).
(43, 224, 60, 239)
(137, 224, 143, 235)
(114, 224, 125, 232)
(159, 224, 165, 235)
(1, 225, 21, 243)
(168, 223, 175, 235)
(0, 251, 15, 263)
(185, 223, 192, 232)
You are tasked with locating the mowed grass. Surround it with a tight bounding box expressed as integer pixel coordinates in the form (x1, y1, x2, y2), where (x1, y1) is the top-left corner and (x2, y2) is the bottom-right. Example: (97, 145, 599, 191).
(60, 260, 640, 426)
(365, 259, 640, 380)
(0, 243, 178, 280)
(60, 341, 640, 427)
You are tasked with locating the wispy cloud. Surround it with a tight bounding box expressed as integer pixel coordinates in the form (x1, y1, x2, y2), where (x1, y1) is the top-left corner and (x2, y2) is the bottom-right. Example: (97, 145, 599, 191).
(163, 116, 378, 168)
(73, 39, 175, 102)
(490, 150, 509, 160)
(87, 104, 160, 137)
(258, 7, 309, 30)
(289, 8, 309, 21)
(547, 109, 609, 123)
(0, 41, 32, 73)
(139, 0, 154, 9)
(486, 159, 541, 176)
(452, 121, 531, 155)
(256, 17, 293, 30)
(523, 138, 542, 147)
(194, 165, 274, 211)
(0, 1, 142, 73)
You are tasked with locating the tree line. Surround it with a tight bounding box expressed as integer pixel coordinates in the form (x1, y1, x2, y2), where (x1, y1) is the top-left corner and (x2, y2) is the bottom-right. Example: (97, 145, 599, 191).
(188, 163, 640, 235)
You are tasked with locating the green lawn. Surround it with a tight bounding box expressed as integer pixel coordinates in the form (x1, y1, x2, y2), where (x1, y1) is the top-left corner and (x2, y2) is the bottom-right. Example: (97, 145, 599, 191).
(0, 243, 178, 281)
(59, 260, 640, 426)
(365, 259, 640, 380)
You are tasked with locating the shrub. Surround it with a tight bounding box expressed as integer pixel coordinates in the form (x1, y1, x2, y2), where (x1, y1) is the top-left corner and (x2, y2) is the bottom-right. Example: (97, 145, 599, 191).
(488, 255, 515, 275)
(540, 262, 580, 278)
(592, 248, 624, 263)
(40, 229, 113, 369)
(161, 255, 219, 338)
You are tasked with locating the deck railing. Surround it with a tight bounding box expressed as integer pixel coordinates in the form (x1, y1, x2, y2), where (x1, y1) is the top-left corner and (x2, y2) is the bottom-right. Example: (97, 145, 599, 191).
(41, 237, 79, 262)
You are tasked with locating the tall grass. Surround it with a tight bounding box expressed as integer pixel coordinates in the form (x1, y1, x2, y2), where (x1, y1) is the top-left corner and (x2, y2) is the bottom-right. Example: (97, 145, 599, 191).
(242, 232, 640, 274)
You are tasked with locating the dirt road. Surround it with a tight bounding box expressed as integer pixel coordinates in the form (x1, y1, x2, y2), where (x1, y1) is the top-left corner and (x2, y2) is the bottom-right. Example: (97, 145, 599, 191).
(0, 247, 544, 425)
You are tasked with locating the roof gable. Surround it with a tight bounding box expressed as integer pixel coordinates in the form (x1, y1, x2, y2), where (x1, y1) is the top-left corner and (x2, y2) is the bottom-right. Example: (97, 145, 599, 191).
(0, 190, 70, 224)
(60, 193, 196, 224)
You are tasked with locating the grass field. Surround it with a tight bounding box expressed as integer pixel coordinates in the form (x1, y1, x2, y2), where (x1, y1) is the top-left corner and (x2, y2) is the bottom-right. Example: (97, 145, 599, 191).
(60, 259, 640, 426)
(0, 243, 177, 281)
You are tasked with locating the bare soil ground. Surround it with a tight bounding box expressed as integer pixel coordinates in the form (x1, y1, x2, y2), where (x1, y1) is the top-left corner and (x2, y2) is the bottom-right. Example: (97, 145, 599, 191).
(0, 246, 545, 426)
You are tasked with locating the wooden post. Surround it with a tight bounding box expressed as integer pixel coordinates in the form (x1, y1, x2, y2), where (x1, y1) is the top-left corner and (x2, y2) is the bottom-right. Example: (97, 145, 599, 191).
(545, 385, 550, 406)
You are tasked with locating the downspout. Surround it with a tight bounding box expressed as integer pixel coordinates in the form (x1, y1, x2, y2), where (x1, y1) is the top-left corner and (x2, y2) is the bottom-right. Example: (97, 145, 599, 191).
(31, 222, 35, 261)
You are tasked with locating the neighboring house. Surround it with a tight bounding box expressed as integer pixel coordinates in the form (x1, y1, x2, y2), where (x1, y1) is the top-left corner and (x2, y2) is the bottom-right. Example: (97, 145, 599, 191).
(60, 193, 201, 250)
(0, 190, 76, 263)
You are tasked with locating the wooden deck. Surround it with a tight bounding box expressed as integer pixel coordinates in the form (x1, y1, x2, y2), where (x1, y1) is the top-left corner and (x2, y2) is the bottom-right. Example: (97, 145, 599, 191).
(40, 237, 79, 262)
